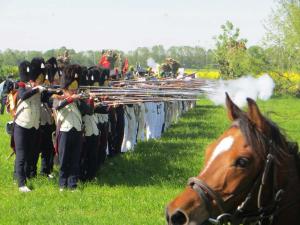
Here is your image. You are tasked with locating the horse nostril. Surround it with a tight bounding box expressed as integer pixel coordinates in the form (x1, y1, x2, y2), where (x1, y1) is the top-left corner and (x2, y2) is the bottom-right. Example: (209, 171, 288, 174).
(170, 210, 188, 225)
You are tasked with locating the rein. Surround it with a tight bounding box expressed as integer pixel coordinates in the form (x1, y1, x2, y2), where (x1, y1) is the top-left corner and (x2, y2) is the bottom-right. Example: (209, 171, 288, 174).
(188, 154, 285, 225)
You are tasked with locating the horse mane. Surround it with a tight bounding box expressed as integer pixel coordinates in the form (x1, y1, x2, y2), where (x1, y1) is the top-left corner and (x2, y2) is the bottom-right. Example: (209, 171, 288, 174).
(236, 113, 300, 177)
(288, 141, 300, 178)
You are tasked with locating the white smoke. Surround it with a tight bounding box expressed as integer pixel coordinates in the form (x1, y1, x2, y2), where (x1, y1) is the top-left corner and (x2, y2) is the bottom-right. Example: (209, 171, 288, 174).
(206, 74, 275, 107)
(178, 68, 185, 76)
(147, 58, 159, 73)
(176, 68, 185, 79)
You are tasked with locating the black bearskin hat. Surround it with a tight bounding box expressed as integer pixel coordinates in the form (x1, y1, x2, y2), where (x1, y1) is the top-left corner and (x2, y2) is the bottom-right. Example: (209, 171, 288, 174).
(18, 60, 31, 82)
(30, 57, 46, 81)
(88, 67, 100, 86)
(79, 66, 89, 86)
(61, 64, 81, 89)
(45, 57, 58, 83)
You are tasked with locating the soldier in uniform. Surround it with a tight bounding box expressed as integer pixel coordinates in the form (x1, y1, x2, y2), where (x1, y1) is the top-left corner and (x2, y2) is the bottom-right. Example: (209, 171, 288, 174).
(54, 64, 92, 190)
(29, 57, 49, 178)
(108, 94, 124, 156)
(38, 57, 60, 177)
(86, 67, 109, 168)
(14, 58, 46, 192)
(78, 68, 99, 181)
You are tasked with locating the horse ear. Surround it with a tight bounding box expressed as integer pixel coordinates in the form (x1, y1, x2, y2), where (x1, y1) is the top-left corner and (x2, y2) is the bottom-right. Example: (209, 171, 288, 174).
(225, 92, 243, 121)
(247, 98, 267, 132)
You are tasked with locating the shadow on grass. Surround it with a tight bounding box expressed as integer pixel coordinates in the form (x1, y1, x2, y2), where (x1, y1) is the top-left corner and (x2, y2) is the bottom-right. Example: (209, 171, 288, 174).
(97, 103, 226, 187)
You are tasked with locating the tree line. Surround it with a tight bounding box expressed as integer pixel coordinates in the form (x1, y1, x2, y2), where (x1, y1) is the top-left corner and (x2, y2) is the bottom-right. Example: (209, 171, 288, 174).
(0, 43, 282, 79)
(0, 46, 216, 75)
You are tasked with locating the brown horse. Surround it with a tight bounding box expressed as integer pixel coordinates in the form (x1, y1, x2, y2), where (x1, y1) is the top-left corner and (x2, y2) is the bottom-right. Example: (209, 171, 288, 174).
(166, 94, 300, 225)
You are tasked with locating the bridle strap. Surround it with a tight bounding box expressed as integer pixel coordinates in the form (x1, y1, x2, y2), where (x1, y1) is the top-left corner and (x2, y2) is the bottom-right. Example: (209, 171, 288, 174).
(233, 154, 285, 225)
(188, 177, 225, 215)
(190, 180, 213, 215)
(258, 154, 274, 208)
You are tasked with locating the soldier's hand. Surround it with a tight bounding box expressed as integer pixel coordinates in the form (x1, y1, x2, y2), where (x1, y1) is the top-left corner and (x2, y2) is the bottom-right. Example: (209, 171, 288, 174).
(89, 93, 96, 98)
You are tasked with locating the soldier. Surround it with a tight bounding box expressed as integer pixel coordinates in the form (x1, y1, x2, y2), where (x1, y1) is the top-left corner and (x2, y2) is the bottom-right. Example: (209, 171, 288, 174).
(81, 97, 99, 181)
(78, 68, 99, 181)
(108, 104, 125, 156)
(14, 59, 46, 192)
(54, 64, 92, 190)
(29, 57, 49, 178)
(38, 57, 60, 177)
(88, 67, 109, 167)
(125, 66, 135, 80)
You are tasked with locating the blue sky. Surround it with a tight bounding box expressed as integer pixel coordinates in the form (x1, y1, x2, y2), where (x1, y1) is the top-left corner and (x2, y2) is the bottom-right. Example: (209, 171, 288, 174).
(0, 0, 276, 52)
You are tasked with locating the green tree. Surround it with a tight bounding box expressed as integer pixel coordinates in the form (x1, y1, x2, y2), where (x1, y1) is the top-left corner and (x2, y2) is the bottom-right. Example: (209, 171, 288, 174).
(151, 45, 166, 62)
(205, 49, 217, 69)
(247, 46, 270, 74)
(264, 0, 300, 71)
(263, 0, 300, 94)
(214, 21, 249, 79)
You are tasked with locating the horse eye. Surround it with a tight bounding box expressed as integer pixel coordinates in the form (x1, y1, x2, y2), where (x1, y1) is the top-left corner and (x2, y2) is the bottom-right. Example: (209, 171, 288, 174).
(235, 157, 250, 168)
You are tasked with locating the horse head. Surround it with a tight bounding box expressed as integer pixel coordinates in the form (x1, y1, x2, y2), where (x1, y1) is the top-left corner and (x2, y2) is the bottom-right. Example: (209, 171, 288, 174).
(166, 93, 300, 225)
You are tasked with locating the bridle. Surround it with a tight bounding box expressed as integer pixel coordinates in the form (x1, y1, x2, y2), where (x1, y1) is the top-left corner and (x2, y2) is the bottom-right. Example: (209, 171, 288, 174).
(188, 152, 286, 225)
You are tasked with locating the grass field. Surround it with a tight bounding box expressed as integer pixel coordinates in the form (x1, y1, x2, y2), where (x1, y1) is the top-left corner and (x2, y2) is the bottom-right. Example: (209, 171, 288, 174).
(0, 97, 299, 225)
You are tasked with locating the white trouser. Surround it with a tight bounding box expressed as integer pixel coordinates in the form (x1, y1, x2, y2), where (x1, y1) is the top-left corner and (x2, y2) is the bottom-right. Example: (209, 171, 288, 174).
(136, 103, 146, 141)
(121, 105, 137, 152)
(145, 102, 157, 140)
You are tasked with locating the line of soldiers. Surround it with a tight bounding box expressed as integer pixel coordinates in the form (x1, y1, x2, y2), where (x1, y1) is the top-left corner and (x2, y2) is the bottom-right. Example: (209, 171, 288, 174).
(10, 57, 117, 192)
(8, 57, 195, 192)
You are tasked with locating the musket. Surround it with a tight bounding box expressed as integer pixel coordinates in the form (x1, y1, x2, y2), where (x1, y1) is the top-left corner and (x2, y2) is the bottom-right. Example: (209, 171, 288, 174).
(43, 77, 218, 105)
(109, 78, 209, 84)
(102, 97, 199, 106)
(80, 78, 217, 88)
(88, 89, 206, 96)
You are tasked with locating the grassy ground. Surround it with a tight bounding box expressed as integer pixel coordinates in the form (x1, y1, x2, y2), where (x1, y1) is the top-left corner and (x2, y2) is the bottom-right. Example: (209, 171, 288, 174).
(0, 97, 299, 225)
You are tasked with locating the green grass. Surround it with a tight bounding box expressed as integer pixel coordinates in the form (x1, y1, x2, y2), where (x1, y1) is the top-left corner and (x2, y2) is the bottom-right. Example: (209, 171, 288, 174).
(0, 97, 299, 225)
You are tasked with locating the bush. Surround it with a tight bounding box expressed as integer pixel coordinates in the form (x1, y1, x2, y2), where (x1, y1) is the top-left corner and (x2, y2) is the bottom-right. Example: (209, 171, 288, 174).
(268, 72, 300, 95)
(0, 65, 18, 82)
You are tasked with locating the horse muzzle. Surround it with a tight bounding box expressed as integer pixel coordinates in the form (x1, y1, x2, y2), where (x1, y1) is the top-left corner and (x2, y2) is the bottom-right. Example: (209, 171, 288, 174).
(166, 208, 189, 225)
(166, 177, 227, 225)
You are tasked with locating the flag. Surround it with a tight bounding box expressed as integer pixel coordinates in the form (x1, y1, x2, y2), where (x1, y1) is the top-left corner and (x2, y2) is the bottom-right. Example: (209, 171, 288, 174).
(122, 58, 129, 74)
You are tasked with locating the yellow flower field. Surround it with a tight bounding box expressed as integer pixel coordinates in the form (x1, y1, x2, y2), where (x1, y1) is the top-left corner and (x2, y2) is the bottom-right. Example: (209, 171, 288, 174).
(186, 69, 300, 81)
(185, 69, 220, 79)
(282, 72, 300, 83)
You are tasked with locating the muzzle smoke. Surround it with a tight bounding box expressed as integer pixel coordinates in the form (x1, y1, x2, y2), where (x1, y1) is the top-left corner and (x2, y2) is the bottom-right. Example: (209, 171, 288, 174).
(206, 74, 275, 107)
(147, 58, 159, 73)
